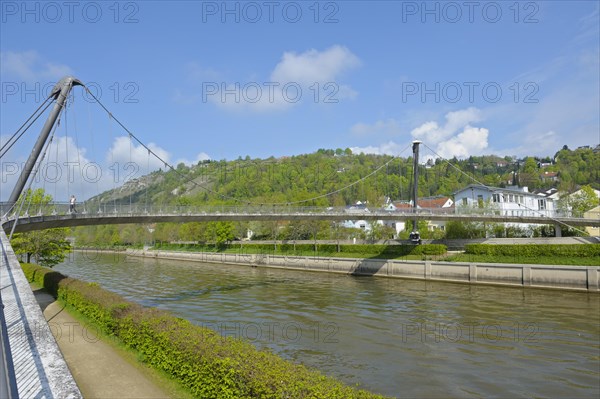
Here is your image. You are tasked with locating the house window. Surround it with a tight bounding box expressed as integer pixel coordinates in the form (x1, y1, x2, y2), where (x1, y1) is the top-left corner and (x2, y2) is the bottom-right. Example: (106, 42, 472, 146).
(477, 195, 484, 208)
(492, 194, 501, 203)
(462, 198, 468, 206)
(519, 195, 524, 204)
(538, 199, 546, 210)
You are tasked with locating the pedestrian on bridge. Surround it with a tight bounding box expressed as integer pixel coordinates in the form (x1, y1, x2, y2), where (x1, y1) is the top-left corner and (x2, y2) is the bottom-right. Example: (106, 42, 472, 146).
(69, 195, 77, 213)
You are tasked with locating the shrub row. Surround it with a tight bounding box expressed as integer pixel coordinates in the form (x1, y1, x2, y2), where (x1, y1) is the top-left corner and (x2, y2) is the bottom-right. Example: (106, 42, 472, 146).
(153, 242, 447, 256)
(464, 244, 600, 257)
(22, 263, 387, 399)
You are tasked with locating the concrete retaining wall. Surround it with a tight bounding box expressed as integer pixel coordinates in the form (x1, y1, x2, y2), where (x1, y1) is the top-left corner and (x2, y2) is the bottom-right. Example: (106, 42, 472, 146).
(128, 250, 599, 292)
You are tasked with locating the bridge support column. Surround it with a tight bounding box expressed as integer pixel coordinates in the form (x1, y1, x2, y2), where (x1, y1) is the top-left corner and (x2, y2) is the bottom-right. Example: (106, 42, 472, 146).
(554, 224, 562, 237)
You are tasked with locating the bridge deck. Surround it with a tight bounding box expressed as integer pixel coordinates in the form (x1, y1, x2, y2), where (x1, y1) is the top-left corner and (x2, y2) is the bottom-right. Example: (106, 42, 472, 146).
(2, 204, 600, 232)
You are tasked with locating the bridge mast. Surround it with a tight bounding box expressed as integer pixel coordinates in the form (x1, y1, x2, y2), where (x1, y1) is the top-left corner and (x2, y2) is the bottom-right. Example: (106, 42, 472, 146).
(410, 140, 422, 244)
(7, 76, 83, 207)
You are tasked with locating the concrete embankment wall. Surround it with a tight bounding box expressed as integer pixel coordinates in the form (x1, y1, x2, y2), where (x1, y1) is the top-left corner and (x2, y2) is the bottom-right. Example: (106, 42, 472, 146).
(128, 250, 599, 292)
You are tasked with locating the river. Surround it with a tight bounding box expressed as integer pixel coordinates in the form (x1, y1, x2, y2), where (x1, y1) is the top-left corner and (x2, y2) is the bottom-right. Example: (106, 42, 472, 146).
(55, 251, 600, 398)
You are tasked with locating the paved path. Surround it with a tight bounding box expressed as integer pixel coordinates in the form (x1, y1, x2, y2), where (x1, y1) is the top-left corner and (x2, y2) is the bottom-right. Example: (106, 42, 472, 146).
(33, 289, 171, 399)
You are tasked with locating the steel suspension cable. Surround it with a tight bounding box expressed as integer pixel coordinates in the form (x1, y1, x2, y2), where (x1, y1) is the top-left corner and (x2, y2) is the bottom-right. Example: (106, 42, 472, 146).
(128, 133, 133, 210)
(71, 91, 86, 212)
(8, 109, 64, 239)
(421, 143, 588, 236)
(64, 101, 70, 204)
(0, 96, 55, 159)
(83, 84, 410, 206)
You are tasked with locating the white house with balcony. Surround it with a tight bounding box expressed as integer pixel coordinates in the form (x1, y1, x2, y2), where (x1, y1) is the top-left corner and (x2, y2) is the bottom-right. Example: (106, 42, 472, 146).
(454, 184, 556, 218)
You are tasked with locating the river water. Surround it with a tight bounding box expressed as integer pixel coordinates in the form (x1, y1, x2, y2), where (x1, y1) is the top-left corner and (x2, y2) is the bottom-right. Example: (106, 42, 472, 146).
(55, 252, 600, 398)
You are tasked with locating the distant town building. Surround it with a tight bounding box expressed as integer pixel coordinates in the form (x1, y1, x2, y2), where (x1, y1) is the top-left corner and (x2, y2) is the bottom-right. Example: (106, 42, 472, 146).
(584, 206, 600, 237)
(383, 196, 454, 235)
(453, 184, 556, 218)
(342, 202, 372, 231)
(540, 171, 559, 182)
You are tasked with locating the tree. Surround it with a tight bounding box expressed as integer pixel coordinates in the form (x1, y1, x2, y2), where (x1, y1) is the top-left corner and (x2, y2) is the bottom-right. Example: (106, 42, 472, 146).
(215, 222, 235, 247)
(10, 189, 71, 267)
(367, 222, 396, 242)
(519, 157, 541, 189)
(444, 221, 486, 239)
(570, 185, 599, 217)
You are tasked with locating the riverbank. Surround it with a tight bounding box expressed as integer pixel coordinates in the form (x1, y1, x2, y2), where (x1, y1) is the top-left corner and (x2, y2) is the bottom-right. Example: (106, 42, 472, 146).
(22, 263, 389, 399)
(30, 286, 179, 398)
(127, 249, 600, 292)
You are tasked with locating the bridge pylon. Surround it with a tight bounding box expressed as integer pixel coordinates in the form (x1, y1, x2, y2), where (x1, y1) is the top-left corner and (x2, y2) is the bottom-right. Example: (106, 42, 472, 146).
(7, 76, 83, 209)
(410, 140, 422, 244)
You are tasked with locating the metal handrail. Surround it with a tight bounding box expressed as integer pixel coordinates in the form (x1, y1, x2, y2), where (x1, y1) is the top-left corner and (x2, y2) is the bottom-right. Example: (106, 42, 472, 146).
(0, 201, 574, 220)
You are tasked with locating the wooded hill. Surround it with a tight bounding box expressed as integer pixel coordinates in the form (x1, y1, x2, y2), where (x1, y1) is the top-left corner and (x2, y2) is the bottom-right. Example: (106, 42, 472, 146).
(71, 145, 598, 246)
(92, 145, 599, 208)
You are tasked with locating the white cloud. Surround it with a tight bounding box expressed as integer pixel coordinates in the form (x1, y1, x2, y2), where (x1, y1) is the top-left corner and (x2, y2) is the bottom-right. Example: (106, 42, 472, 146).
(350, 141, 408, 156)
(350, 107, 489, 159)
(171, 89, 201, 105)
(411, 107, 482, 144)
(0, 50, 73, 82)
(270, 45, 361, 86)
(351, 119, 402, 136)
(409, 107, 489, 158)
(435, 126, 489, 159)
(184, 61, 221, 82)
(203, 45, 361, 111)
(107, 136, 170, 174)
(176, 152, 212, 166)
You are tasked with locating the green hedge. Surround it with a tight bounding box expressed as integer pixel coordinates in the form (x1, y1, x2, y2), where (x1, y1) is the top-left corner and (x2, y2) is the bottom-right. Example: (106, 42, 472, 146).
(22, 263, 387, 399)
(153, 242, 447, 256)
(464, 244, 600, 257)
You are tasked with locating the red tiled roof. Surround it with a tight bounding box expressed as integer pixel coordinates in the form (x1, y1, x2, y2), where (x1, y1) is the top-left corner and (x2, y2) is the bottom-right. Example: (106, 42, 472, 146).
(418, 197, 452, 208)
(391, 197, 453, 209)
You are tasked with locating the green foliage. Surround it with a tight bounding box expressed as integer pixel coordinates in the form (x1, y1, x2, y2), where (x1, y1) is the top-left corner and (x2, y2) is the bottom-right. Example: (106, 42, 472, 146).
(445, 221, 486, 239)
(464, 244, 600, 257)
(10, 189, 71, 267)
(555, 146, 600, 190)
(77, 145, 600, 246)
(215, 222, 235, 246)
(153, 242, 447, 257)
(11, 229, 71, 267)
(21, 263, 387, 399)
(570, 186, 599, 216)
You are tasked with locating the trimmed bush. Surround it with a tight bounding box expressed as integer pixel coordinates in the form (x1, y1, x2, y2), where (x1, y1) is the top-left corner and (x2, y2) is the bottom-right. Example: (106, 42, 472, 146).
(464, 244, 600, 257)
(22, 263, 387, 399)
(153, 242, 447, 257)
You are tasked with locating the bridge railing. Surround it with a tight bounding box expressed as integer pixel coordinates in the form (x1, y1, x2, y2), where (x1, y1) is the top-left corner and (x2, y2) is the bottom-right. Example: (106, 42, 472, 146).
(1, 202, 574, 220)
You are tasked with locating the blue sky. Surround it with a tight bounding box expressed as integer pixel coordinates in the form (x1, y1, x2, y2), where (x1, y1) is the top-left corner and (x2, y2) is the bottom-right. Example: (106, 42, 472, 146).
(1, 1, 599, 200)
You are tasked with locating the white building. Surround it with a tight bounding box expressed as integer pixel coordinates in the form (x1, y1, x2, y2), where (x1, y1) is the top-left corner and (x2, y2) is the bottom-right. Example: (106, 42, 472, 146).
(341, 203, 373, 232)
(382, 196, 454, 237)
(454, 184, 556, 217)
(584, 206, 600, 237)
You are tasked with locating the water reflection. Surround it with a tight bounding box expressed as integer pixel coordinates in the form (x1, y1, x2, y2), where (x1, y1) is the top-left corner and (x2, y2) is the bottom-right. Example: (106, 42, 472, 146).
(55, 252, 600, 398)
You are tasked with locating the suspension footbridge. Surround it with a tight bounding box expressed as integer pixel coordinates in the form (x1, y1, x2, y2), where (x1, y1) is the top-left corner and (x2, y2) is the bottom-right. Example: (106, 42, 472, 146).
(1, 76, 598, 398)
